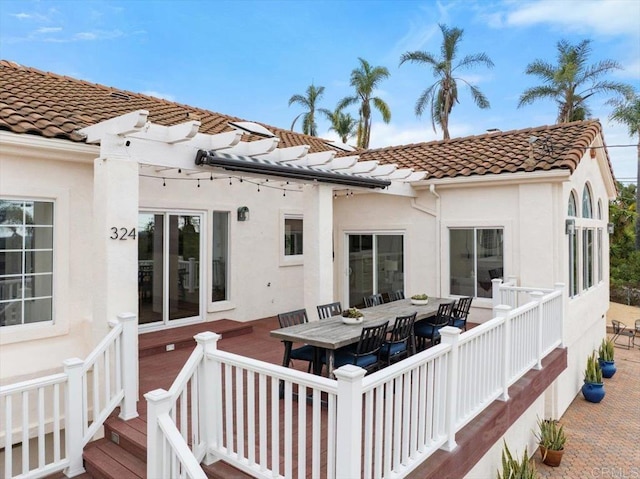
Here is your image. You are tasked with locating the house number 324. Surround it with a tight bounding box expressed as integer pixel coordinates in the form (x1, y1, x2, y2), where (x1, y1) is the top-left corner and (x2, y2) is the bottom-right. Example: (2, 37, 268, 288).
(110, 227, 137, 240)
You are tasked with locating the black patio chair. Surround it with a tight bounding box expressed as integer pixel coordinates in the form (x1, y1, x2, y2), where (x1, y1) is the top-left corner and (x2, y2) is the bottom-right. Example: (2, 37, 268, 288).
(277, 309, 316, 372)
(387, 290, 405, 302)
(331, 321, 389, 374)
(363, 293, 384, 308)
(414, 302, 454, 350)
(316, 301, 342, 320)
(450, 297, 473, 331)
(611, 319, 635, 349)
(380, 313, 416, 366)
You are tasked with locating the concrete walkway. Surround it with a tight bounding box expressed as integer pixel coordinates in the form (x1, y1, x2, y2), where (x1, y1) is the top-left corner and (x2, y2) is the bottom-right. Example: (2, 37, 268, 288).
(535, 335, 640, 478)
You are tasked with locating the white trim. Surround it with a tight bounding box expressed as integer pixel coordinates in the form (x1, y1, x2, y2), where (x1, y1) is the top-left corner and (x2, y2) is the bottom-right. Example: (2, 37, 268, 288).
(416, 169, 572, 189)
(0, 131, 98, 163)
(280, 210, 304, 267)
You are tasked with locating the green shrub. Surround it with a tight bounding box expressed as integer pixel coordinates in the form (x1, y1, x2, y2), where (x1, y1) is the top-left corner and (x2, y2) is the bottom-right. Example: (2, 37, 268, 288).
(497, 441, 538, 479)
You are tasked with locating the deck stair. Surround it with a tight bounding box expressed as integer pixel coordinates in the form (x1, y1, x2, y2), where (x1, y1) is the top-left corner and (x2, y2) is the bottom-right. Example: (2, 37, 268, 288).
(79, 319, 255, 479)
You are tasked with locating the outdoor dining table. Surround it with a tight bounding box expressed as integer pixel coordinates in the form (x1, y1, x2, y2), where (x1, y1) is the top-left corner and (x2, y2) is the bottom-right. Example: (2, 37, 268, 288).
(270, 297, 452, 378)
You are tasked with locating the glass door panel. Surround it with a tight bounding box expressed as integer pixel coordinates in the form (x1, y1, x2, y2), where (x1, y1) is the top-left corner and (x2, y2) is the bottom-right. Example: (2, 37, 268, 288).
(348, 235, 373, 308)
(376, 235, 404, 295)
(169, 215, 201, 321)
(138, 212, 201, 327)
(138, 213, 164, 325)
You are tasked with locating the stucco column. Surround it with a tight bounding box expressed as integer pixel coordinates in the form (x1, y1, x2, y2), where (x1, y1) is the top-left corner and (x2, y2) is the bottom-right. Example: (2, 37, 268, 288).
(93, 155, 139, 343)
(303, 184, 334, 320)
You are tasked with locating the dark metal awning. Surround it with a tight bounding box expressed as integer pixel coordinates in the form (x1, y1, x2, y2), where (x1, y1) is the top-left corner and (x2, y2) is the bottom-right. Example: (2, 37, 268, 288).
(195, 150, 391, 189)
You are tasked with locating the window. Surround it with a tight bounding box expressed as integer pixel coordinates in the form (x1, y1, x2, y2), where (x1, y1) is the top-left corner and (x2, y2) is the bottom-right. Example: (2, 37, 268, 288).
(212, 212, 229, 302)
(582, 184, 593, 218)
(450, 228, 503, 299)
(597, 228, 603, 283)
(583, 228, 594, 289)
(284, 216, 303, 256)
(568, 191, 578, 297)
(1, 199, 54, 327)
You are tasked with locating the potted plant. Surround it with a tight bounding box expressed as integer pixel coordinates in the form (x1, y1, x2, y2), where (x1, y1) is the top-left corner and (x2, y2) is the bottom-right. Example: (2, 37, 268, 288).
(581, 351, 605, 403)
(410, 294, 429, 305)
(597, 338, 616, 378)
(341, 307, 364, 325)
(497, 441, 538, 479)
(533, 417, 566, 467)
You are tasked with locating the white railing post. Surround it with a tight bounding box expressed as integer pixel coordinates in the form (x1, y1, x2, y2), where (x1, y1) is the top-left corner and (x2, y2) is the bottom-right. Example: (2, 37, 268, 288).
(495, 305, 512, 401)
(491, 278, 503, 309)
(195, 332, 221, 465)
(554, 282, 566, 347)
(145, 388, 172, 479)
(530, 291, 544, 370)
(118, 312, 139, 420)
(334, 365, 366, 478)
(63, 358, 86, 477)
(440, 326, 461, 451)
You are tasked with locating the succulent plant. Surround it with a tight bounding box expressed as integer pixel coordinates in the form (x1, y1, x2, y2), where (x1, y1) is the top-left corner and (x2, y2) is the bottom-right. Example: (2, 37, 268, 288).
(497, 441, 538, 479)
(342, 307, 363, 319)
(411, 294, 428, 300)
(598, 338, 614, 362)
(534, 417, 566, 452)
(584, 351, 603, 384)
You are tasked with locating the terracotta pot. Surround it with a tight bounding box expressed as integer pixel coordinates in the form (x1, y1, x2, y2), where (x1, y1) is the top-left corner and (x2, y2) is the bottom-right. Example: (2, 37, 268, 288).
(539, 446, 564, 467)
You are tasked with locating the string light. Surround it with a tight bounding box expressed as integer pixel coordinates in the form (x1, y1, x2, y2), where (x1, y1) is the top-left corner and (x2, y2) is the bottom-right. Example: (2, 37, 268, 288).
(139, 173, 305, 195)
(197, 179, 200, 188)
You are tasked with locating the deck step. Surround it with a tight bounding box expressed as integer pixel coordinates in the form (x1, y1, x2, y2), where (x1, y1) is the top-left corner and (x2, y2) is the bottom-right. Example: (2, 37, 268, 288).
(83, 438, 145, 479)
(103, 415, 147, 461)
(202, 461, 254, 479)
(139, 319, 253, 358)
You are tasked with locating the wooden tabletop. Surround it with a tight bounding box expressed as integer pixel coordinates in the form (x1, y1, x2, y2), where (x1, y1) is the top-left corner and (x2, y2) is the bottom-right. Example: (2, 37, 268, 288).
(270, 298, 452, 350)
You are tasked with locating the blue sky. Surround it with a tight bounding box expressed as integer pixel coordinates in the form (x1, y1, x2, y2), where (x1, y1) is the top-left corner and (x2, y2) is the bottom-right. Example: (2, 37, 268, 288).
(1, 0, 639, 182)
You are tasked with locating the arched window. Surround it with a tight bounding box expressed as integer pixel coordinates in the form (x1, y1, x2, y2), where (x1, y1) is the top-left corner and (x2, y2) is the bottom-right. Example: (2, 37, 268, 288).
(597, 199, 603, 220)
(582, 184, 593, 218)
(568, 191, 578, 217)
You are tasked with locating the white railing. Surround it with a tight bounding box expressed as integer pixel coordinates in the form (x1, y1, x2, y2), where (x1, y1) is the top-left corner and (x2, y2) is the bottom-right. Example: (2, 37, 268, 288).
(0, 313, 138, 479)
(146, 284, 565, 479)
(178, 258, 199, 293)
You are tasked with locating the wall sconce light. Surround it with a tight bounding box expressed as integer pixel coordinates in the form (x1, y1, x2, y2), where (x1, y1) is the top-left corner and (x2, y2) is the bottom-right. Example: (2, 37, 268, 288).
(607, 222, 614, 234)
(237, 206, 249, 222)
(565, 218, 575, 235)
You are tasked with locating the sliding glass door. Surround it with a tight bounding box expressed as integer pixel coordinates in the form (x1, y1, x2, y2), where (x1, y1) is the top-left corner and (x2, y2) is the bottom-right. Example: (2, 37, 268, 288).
(138, 212, 202, 327)
(347, 233, 404, 308)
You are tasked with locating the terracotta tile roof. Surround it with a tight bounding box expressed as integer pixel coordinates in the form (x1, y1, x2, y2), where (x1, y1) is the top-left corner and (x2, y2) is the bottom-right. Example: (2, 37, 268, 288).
(1, 60, 610, 180)
(360, 120, 608, 179)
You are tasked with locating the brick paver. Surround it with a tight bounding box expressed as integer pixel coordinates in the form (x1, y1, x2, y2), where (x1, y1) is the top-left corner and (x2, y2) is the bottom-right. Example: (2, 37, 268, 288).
(534, 337, 640, 479)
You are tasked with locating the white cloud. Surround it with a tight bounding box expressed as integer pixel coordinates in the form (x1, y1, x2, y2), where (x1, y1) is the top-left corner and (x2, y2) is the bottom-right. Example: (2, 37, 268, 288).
(10, 13, 32, 20)
(142, 91, 176, 101)
(503, 0, 640, 37)
(35, 27, 62, 34)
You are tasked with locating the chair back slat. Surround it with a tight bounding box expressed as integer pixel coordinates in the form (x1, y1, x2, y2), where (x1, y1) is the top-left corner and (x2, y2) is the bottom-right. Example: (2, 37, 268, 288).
(356, 321, 389, 356)
(277, 309, 308, 328)
(317, 302, 342, 319)
(363, 293, 384, 308)
(388, 290, 405, 302)
(388, 313, 416, 344)
(454, 297, 473, 317)
(429, 302, 454, 327)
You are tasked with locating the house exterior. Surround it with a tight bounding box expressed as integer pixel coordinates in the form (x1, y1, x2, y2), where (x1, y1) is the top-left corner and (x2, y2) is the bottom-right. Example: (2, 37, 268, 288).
(0, 59, 615, 477)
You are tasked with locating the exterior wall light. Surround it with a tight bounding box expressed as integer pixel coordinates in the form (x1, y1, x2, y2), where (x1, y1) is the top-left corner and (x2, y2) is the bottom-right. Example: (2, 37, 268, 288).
(237, 206, 249, 222)
(565, 218, 575, 235)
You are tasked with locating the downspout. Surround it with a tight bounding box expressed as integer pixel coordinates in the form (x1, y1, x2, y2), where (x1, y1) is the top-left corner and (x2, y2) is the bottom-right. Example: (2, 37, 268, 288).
(410, 184, 441, 296)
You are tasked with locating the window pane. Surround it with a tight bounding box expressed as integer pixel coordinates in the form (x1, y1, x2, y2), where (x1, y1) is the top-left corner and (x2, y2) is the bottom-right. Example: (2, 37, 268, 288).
(24, 274, 52, 298)
(284, 218, 303, 256)
(212, 212, 229, 302)
(0, 277, 22, 300)
(583, 229, 594, 289)
(0, 301, 22, 326)
(582, 186, 592, 218)
(376, 235, 404, 297)
(32, 202, 54, 226)
(569, 231, 578, 297)
(1, 251, 23, 275)
(450, 229, 475, 297)
(568, 193, 577, 217)
(138, 213, 164, 325)
(0, 200, 25, 225)
(25, 227, 53, 250)
(25, 250, 53, 274)
(477, 229, 503, 298)
(24, 298, 52, 323)
(349, 234, 373, 308)
(0, 226, 24, 250)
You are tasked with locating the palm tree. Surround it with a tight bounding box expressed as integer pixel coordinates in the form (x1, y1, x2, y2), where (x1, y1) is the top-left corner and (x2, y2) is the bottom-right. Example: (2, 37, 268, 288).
(399, 24, 494, 141)
(288, 83, 330, 136)
(324, 107, 358, 144)
(518, 39, 632, 123)
(608, 91, 640, 250)
(337, 58, 391, 149)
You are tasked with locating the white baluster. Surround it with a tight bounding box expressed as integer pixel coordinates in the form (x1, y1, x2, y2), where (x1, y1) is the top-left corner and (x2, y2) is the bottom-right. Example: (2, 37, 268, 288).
(118, 312, 139, 420)
(195, 332, 221, 465)
(530, 291, 544, 370)
(440, 326, 461, 451)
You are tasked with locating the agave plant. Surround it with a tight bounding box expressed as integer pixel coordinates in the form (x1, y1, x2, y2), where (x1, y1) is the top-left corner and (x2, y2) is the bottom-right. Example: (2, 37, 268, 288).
(534, 417, 566, 452)
(598, 338, 615, 362)
(584, 351, 603, 383)
(497, 441, 538, 479)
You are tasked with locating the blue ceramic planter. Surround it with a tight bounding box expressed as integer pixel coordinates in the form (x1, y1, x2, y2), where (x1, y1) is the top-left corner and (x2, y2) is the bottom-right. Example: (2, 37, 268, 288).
(582, 381, 605, 403)
(599, 359, 616, 378)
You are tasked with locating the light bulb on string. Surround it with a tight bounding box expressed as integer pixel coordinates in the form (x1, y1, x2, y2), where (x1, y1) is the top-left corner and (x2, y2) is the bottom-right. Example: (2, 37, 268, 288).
(163, 178, 166, 187)
(197, 179, 200, 188)
(210, 174, 213, 181)
(229, 177, 232, 186)
(178, 169, 182, 174)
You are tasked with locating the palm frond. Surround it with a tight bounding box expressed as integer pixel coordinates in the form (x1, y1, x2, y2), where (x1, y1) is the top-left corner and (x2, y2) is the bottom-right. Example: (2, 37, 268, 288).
(372, 97, 391, 123)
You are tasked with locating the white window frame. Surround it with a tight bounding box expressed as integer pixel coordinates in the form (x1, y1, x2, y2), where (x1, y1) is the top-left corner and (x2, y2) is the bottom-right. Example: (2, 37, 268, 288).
(280, 210, 303, 266)
(1, 189, 70, 346)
